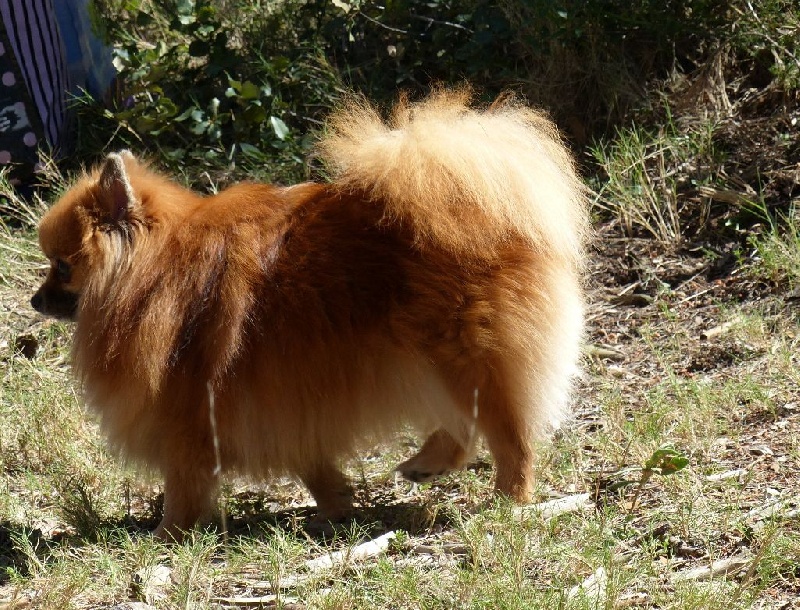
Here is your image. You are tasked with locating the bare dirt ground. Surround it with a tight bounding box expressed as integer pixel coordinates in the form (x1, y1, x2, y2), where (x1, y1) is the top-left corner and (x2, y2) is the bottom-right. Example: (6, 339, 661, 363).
(578, 220, 800, 607)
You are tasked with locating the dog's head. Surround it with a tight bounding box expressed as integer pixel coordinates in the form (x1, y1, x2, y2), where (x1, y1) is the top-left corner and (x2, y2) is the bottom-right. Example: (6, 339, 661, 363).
(31, 152, 140, 320)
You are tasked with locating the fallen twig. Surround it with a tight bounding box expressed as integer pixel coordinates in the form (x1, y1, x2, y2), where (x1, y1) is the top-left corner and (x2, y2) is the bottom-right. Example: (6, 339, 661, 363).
(674, 556, 751, 581)
(304, 531, 397, 572)
(514, 493, 593, 520)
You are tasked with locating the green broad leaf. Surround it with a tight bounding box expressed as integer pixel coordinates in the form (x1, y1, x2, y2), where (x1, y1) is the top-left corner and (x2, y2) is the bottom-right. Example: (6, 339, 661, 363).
(190, 120, 209, 135)
(176, 0, 194, 15)
(239, 143, 262, 156)
(239, 81, 261, 101)
(270, 116, 290, 140)
(196, 6, 217, 24)
(174, 107, 197, 122)
(243, 104, 267, 124)
(644, 447, 689, 476)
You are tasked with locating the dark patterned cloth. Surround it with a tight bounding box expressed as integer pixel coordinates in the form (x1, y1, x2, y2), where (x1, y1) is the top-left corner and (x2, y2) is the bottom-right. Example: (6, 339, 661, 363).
(0, 0, 114, 189)
(0, 7, 53, 186)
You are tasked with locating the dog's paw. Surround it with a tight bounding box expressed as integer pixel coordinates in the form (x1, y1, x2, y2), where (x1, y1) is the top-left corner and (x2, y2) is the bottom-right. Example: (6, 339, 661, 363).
(395, 454, 453, 483)
(396, 429, 468, 483)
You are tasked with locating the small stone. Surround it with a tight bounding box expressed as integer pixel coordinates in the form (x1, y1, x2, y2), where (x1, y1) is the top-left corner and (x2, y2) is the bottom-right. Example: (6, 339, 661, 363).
(131, 565, 173, 604)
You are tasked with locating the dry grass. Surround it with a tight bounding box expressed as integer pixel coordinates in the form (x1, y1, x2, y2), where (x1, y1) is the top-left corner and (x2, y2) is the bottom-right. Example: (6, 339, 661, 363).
(1, 161, 799, 609)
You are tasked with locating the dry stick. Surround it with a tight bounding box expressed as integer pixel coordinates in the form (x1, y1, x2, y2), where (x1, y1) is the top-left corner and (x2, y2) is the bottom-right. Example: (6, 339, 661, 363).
(305, 530, 398, 572)
(674, 555, 751, 582)
(512, 493, 592, 520)
(207, 381, 229, 546)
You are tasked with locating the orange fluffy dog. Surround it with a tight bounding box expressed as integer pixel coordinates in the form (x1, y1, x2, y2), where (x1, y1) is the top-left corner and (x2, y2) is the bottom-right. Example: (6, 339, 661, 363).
(31, 89, 588, 539)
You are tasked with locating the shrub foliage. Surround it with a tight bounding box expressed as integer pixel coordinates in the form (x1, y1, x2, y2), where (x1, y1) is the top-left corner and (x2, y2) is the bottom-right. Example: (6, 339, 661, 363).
(85, 0, 798, 190)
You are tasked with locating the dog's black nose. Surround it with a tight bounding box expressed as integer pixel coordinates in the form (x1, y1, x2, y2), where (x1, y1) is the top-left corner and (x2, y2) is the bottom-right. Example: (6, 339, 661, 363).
(30, 291, 43, 312)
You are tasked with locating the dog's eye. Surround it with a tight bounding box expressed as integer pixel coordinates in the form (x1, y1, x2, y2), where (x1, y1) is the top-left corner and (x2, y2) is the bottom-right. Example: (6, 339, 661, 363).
(55, 259, 72, 283)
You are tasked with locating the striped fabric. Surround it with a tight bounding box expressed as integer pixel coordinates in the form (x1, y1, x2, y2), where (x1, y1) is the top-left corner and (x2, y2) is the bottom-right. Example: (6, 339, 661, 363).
(0, 0, 69, 150)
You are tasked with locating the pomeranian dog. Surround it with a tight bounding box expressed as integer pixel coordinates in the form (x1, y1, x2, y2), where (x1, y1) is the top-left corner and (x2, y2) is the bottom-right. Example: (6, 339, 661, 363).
(31, 89, 588, 539)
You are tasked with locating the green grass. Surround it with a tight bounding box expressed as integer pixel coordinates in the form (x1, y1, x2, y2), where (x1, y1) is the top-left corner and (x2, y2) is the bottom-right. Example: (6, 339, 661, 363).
(590, 114, 725, 242)
(1, 304, 798, 607)
(749, 204, 800, 290)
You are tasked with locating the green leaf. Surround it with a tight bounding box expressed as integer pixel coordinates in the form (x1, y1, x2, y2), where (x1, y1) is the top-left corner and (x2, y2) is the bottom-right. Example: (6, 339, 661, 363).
(644, 447, 689, 476)
(190, 120, 209, 135)
(174, 107, 197, 122)
(239, 143, 262, 157)
(176, 0, 194, 15)
(196, 6, 217, 24)
(243, 104, 267, 125)
(239, 81, 261, 101)
(270, 116, 290, 140)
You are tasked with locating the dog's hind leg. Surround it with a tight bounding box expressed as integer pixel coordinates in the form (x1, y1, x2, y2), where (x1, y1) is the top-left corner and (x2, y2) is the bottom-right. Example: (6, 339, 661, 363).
(477, 385, 536, 503)
(445, 378, 536, 503)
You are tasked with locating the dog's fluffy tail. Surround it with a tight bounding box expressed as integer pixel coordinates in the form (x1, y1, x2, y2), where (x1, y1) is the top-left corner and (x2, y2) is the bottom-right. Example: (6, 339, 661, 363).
(317, 88, 589, 262)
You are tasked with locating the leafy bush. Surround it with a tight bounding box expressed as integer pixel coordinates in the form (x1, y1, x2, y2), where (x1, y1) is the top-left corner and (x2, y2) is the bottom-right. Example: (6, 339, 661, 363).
(92, 0, 344, 184)
(271, 0, 517, 99)
(86, 0, 524, 184)
(81, 0, 797, 197)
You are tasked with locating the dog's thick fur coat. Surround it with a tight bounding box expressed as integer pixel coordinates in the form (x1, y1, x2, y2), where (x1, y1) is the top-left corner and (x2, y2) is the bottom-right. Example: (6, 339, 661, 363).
(32, 89, 589, 538)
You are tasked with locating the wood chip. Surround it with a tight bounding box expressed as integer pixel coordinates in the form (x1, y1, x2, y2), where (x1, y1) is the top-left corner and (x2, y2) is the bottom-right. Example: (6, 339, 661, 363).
(746, 496, 799, 529)
(213, 594, 275, 606)
(611, 293, 653, 306)
(304, 531, 397, 572)
(514, 493, 593, 520)
(212, 594, 305, 608)
(704, 468, 747, 482)
(0, 598, 32, 610)
(674, 556, 750, 581)
(410, 542, 469, 555)
(701, 317, 743, 340)
(566, 566, 608, 604)
(586, 344, 626, 360)
(615, 592, 650, 607)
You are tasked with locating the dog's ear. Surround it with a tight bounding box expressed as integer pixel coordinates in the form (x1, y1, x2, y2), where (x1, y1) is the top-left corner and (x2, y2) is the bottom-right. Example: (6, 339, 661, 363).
(98, 152, 138, 222)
